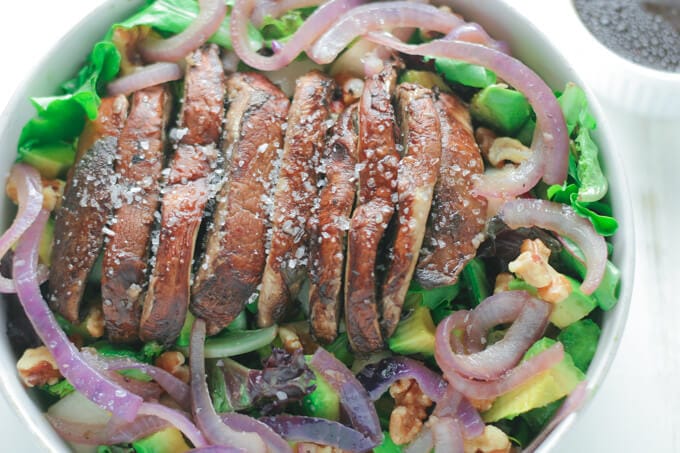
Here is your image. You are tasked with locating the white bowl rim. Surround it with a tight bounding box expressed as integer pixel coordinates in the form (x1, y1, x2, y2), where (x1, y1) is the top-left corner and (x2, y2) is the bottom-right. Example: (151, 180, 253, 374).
(0, 0, 635, 452)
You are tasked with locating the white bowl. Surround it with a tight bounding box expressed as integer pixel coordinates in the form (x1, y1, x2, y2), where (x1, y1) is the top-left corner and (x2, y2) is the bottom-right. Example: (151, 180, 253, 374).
(0, 0, 635, 451)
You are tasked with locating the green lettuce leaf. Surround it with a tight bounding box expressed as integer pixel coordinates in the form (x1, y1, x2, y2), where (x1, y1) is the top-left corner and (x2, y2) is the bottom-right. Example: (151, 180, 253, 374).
(113, 0, 263, 51)
(547, 183, 618, 236)
(259, 7, 315, 44)
(18, 41, 121, 149)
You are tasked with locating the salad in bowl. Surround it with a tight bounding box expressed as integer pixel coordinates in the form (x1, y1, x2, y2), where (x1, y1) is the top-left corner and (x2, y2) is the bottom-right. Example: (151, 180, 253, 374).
(0, 0, 632, 451)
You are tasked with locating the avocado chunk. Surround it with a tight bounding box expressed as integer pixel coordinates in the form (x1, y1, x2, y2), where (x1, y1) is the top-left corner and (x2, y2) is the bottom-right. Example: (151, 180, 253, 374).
(387, 305, 436, 356)
(470, 84, 531, 135)
(399, 70, 451, 92)
(557, 319, 601, 372)
(482, 338, 584, 422)
(132, 427, 191, 453)
(39, 217, 54, 266)
(550, 277, 597, 328)
(18, 142, 75, 179)
(302, 361, 341, 421)
(433, 58, 497, 88)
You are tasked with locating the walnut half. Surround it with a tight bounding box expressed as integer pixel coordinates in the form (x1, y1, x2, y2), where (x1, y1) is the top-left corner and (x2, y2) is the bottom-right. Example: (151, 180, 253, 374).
(17, 346, 61, 387)
(389, 379, 434, 445)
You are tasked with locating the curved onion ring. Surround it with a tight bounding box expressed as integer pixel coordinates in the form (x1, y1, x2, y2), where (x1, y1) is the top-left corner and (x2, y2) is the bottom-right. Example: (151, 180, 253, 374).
(308, 2, 464, 64)
(140, 0, 227, 62)
(219, 413, 291, 453)
(108, 63, 183, 96)
(13, 210, 143, 422)
(309, 348, 382, 445)
(230, 0, 363, 71)
(443, 342, 565, 400)
(431, 416, 464, 453)
(404, 426, 433, 453)
(464, 292, 527, 353)
(356, 356, 447, 402)
(83, 350, 191, 411)
(498, 198, 607, 294)
(365, 33, 569, 195)
(137, 402, 207, 448)
(190, 319, 267, 452)
(437, 291, 551, 381)
(0, 164, 43, 293)
(45, 413, 168, 445)
(259, 415, 376, 452)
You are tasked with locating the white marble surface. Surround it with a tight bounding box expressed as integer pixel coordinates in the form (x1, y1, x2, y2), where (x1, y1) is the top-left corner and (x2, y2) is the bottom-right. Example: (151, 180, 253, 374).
(0, 1, 678, 452)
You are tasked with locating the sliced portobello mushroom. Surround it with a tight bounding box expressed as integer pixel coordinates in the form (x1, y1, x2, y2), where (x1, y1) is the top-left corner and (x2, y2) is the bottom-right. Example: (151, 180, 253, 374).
(48, 95, 128, 323)
(140, 45, 225, 344)
(345, 63, 400, 353)
(308, 103, 359, 344)
(258, 70, 336, 327)
(102, 85, 172, 343)
(191, 72, 290, 334)
(381, 83, 442, 338)
(415, 92, 487, 288)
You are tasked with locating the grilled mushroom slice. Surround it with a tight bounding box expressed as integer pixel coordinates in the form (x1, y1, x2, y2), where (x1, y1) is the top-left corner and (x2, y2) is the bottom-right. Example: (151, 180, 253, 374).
(309, 104, 358, 344)
(415, 92, 487, 288)
(101, 86, 172, 343)
(140, 46, 225, 343)
(192, 72, 290, 334)
(380, 84, 442, 338)
(258, 71, 336, 327)
(345, 64, 400, 353)
(48, 96, 129, 322)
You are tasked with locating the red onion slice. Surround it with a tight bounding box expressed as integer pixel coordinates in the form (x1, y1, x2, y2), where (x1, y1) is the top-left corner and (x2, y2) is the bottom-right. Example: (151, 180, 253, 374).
(356, 356, 447, 402)
(45, 413, 168, 445)
(0, 164, 43, 294)
(524, 380, 588, 452)
(453, 397, 486, 439)
(137, 402, 208, 448)
(443, 342, 565, 400)
(230, 0, 363, 71)
(190, 319, 267, 451)
(431, 416, 464, 453)
(219, 413, 291, 453)
(308, 2, 463, 64)
(437, 291, 551, 381)
(309, 348, 382, 446)
(107, 63, 183, 96)
(498, 198, 607, 294)
(404, 426, 433, 453)
(13, 210, 143, 422)
(365, 33, 569, 195)
(140, 0, 227, 62)
(87, 352, 191, 411)
(259, 415, 376, 452)
(464, 292, 527, 353)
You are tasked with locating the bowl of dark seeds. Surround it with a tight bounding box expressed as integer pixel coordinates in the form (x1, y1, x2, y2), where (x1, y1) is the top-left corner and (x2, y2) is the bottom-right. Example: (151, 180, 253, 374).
(527, 0, 680, 117)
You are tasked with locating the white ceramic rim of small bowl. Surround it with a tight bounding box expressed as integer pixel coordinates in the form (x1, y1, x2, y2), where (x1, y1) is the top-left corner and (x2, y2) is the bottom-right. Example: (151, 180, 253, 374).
(0, 0, 635, 451)
(529, 0, 680, 118)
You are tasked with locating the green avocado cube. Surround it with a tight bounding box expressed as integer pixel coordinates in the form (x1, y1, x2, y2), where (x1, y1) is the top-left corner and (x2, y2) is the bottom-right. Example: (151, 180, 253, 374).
(470, 84, 531, 135)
